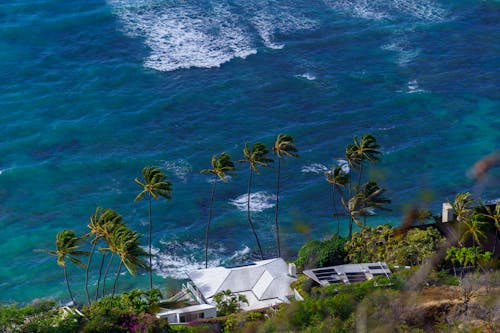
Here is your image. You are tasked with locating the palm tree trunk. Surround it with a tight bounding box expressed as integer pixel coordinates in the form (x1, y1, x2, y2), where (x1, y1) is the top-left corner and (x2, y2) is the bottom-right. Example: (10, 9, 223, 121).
(347, 172, 353, 239)
(205, 176, 217, 268)
(247, 167, 264, 259)
(112, 261, 123, 297)
(102, 252, 114, 297)
(275, 158, 282, 258)
(85, 241, 97, 305)
(492, 229, 498, 256)
(148, 192, 153, 290)
(332, 184, 340, 235)
(357, 161, 363, 189)
(95, 251, 106, 301)
(63, 265, 75, 305)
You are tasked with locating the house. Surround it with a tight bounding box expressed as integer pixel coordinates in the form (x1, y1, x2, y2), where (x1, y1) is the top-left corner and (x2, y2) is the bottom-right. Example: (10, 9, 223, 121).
(156, 304, 217, 324)
(303, 262, 391, 286)
(187, 258, 300, 311)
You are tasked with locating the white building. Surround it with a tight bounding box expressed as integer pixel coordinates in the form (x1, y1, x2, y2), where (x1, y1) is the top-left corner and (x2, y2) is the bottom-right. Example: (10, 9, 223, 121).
(156, 304, 217, 324)
(187, 258, 299, 311)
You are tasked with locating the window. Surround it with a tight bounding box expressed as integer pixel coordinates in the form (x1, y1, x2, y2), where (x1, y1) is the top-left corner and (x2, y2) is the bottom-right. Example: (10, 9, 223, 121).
(199, 312, 205, 319)
(180, 315, 186, 323)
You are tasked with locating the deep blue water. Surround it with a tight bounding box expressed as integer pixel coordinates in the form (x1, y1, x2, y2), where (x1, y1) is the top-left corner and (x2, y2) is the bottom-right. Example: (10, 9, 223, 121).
(0, 0, 498, 303)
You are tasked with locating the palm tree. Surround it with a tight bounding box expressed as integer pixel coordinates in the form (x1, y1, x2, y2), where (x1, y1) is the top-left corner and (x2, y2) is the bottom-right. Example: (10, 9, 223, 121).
(36, 230, 88, 305)
(273, 134, 298, 258)
(201, 153, 236, 268)
(85, 207, 123, 303)
(135, 166, 172, 290)
(346, 134, 381, 188)
(459, 217, 487, 248)
(476, 202, 500, 253)
(345, 181, 391, 235)
(111, 227, 149, 296)
(325, 166, 348, 235)
(450, 192, 474, 223)
(241, 142, 273, 259)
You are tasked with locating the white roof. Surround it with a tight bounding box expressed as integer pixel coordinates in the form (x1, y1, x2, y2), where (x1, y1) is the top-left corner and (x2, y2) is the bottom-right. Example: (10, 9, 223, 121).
(157, 303, 216, 316)
(187, 258, 296, 310)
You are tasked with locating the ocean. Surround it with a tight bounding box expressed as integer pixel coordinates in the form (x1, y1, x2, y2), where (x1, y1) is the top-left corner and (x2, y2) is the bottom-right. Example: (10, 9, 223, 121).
(0, 0, 498, 303)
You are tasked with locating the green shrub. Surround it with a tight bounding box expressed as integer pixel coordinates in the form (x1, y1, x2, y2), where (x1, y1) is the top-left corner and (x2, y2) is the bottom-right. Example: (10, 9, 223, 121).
(295, 235, 347, 271)
(213, 290, 249, 316)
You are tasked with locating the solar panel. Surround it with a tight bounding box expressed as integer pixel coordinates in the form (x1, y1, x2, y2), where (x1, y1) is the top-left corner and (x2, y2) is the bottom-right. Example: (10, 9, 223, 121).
(303, 262, 391, 286)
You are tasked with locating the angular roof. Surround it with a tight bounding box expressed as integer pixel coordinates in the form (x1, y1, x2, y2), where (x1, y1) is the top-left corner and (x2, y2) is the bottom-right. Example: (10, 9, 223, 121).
(187, 258, 296, 310)
(303, 262, 391, 286)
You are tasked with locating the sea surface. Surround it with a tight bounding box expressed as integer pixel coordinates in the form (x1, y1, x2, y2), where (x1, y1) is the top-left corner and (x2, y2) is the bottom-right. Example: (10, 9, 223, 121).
(0, 0, 498, 303)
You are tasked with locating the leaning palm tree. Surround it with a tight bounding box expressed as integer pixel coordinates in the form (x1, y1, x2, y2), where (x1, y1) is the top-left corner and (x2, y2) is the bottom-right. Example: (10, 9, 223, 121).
(36, 230, 88, 305)
(273, 134, 298, 258)
(85, 207, 123, 303)
(346, 134, 381, 188)
(325, 166, 348, 235)
(344, 181, 391, 235)
(451, 192, 474, 223)
(135, 166, 172, 290)
(241, 142, 273, 259)
(201, 153, 236, 268)
(111, 226, 149, 296)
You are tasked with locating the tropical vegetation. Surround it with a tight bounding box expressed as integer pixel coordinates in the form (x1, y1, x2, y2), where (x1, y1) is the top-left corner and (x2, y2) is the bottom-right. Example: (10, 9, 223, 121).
(7, 134, 497, 332)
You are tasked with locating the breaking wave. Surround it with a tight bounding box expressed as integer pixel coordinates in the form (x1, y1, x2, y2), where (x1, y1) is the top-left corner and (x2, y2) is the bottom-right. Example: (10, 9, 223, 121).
(323, 0, 448, 22)
(301, 163, 328, 174)
(229, 191, 276, 212)
(107, 0, 318, 71)
(152, 242, 251, 279)
(163, 159, 192, 182)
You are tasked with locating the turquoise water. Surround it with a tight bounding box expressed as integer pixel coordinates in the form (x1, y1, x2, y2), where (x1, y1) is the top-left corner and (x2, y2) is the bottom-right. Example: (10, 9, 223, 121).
(0, 0, 498, 303)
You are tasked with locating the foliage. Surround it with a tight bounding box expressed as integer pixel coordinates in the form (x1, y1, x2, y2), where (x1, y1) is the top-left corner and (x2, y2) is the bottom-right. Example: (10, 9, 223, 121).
(345, 225, 445, 266)
(213, 290, 249, 316)
(81, 289, 167, 333)
(0, 300, 56, 332)
(445, 246, 492, 272)
(295, 235, 347, 271)
(344, 224, 394, 263)
(389, 227, 446, 266)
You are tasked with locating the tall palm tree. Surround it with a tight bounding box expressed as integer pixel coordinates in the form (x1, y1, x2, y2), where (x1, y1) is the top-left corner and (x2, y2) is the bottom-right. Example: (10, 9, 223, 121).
(36, 230, 88, 305)
(201, 153, 236, 268)
(325, 166, 348, 235)
(346, 134, 381, 188)
(241, 142, 273, 259)
(273, 134, 298, 258)
(85, 207, 123, 303)
(135, 166, 172, 290)
(111, 227, 149, 296)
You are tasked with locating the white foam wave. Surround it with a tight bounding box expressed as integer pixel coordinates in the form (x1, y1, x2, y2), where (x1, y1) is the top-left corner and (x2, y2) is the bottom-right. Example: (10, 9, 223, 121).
(296, 73, 316, 80)
(230, 191, 276, 212)
(108, 1, 320, 71)
(108, 1, 256, 71)
(249, 6, 317, 50)
(337, 159, 351, 174)
(381, 39, 420, 67)
(323, 0, 447, 22)
(152, 242, 251, 279)
(407, 79, 426, 93)
(301, 163, 328, 174)
(163, 159, 192, 182)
